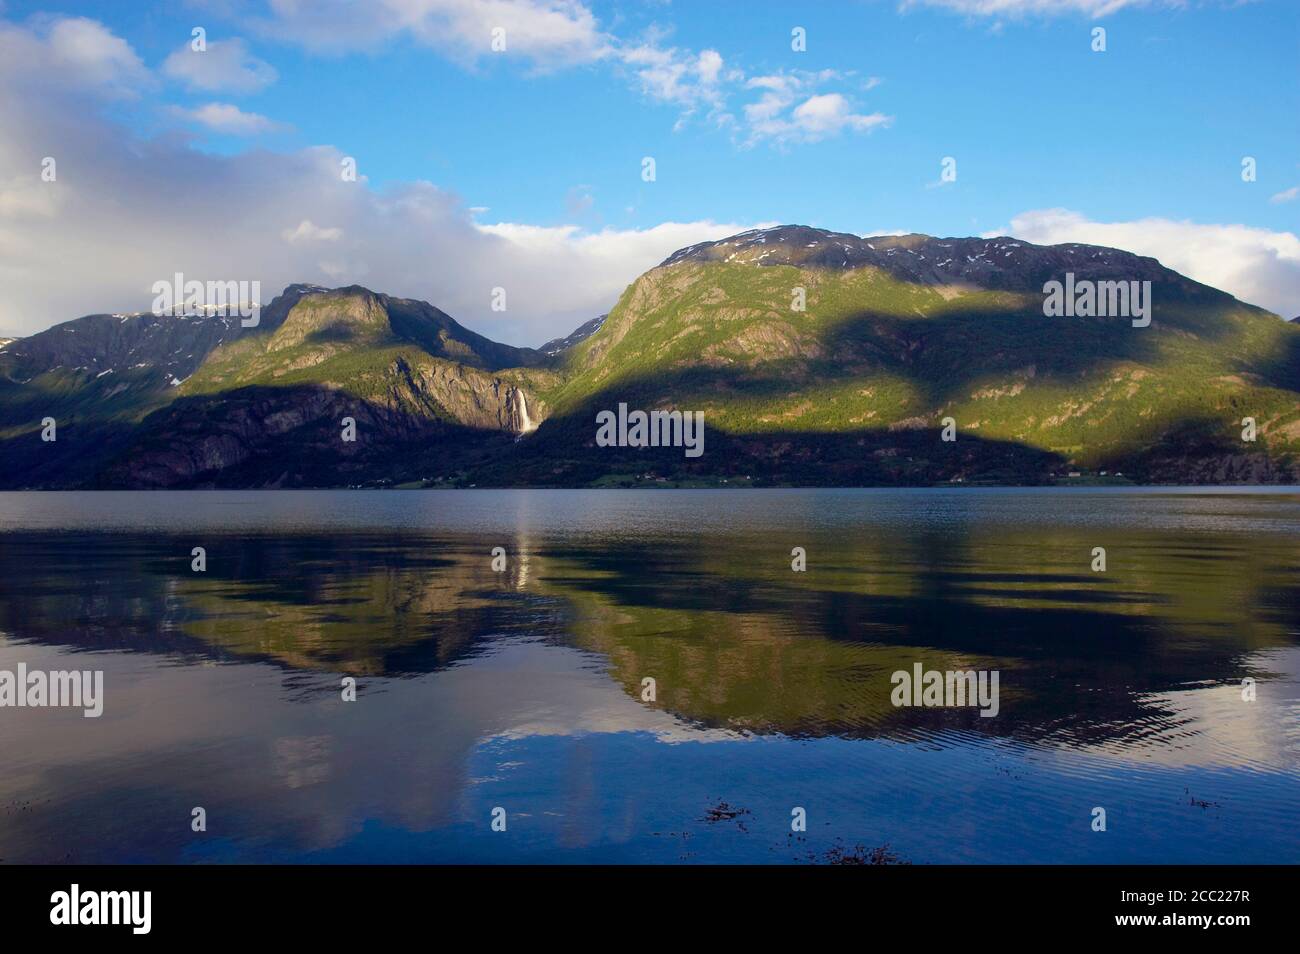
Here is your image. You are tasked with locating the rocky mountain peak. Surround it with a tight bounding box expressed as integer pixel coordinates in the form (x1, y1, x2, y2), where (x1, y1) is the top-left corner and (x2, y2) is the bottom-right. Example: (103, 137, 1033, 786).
(540, 314, 607, 355)
(657, 224, 1186, 296)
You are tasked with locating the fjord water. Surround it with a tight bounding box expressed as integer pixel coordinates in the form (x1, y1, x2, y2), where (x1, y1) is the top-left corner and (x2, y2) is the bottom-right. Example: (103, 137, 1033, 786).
(1, 489, 1297, 864)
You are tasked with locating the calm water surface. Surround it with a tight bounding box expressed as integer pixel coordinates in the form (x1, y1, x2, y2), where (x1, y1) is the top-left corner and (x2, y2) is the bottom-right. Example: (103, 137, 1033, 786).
(0, 488, 1297, 864)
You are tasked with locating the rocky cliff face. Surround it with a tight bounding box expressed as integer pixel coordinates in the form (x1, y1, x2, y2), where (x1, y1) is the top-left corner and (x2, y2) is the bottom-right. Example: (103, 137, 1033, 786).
(93, 362, 546, 489)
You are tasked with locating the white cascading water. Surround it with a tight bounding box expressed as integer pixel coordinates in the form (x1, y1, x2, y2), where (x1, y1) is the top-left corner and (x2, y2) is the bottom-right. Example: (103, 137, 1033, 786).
(515, 389, 536, 435)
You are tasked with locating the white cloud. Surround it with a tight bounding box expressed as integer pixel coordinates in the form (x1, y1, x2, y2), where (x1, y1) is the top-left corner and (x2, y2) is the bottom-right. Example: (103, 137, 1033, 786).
(258, 0, 613, 67)
(899, 0, 1176, 17)
(696, 48, 723, 86)
(257, 2, 884, 145)
(743, 71, 891, 145)
(1270, 186, 1298, 204)
(793, 94, 890, 136)
(620, 42, 735, 122)
(282, 220, 344, 244)
(171, 102, 285, 135)
(0, 20, 761, 345)
(0, 15, 150, 98)
(162, 38, 277, 94)
(474, 219, 773, 332)
(267, 1, 745, 127)
(992, 208, 1300, 318)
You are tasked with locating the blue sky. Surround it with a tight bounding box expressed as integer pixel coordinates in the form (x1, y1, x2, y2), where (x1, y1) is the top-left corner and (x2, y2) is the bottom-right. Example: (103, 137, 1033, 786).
(1, 0, 1297, 343)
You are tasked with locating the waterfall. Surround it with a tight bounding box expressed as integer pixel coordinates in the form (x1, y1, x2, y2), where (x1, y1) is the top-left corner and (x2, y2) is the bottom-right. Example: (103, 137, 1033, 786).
(515, 389, 536, 435)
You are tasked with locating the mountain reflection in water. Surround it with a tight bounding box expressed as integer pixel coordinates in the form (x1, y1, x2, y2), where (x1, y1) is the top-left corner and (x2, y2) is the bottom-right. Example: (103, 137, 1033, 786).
(0, 489, 1297, 864)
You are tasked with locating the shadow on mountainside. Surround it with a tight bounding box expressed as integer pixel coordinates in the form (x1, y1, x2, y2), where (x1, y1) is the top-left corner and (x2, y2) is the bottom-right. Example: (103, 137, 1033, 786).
(1240, 322, 1300, 395)
(82, 384, 518, 488)
(482, 405, 1068, 486)
(1112, 412, 1299, 483)
(0, 417, 140, 489)
(818, 303, 1172, 408)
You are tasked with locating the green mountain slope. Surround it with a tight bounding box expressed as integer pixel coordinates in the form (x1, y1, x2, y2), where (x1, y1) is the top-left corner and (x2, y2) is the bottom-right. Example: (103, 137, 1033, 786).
(1, 225, 1296, 488)
(1, 285, 554, 487)
(500, 226, 1300, 485)
(94, 287, 554, 488)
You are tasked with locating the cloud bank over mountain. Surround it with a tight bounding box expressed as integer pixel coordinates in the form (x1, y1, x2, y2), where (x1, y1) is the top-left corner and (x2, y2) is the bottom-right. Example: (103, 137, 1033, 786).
(0, 16, 762, 343)
(992, 209, 1300, 319)
(0, 10, 1293, 342)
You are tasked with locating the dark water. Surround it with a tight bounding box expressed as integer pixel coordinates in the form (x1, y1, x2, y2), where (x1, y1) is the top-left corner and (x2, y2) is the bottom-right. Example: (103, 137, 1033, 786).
(1, 488, 1297, 864)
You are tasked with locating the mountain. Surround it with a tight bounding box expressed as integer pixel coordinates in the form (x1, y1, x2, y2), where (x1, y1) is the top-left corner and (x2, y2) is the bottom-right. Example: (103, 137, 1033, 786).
(507, 225, 1300, 485)
(1, 284, 550, 488)
(539, 314, 606, 355)
(2, 225, 1297, 488)
(0, 290, 301, 487)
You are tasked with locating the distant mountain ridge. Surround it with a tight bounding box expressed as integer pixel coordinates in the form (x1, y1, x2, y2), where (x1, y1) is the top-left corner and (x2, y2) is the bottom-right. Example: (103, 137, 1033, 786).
(661, 225, 1174, 293)
(2, 225, 1297, 488)
(539, 314, 606, 355)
